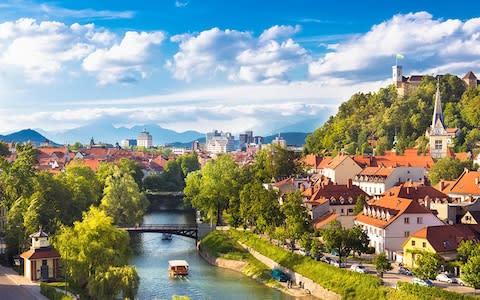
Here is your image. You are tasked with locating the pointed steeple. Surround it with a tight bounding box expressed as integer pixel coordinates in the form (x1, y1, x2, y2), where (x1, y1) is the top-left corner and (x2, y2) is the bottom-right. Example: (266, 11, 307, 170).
(431, 77, 445, 130)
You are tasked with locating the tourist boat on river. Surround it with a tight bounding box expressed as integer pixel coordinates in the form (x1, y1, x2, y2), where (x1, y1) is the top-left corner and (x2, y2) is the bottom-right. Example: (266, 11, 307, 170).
(168, 260, 189, 277)
(162, 233, 173, 240)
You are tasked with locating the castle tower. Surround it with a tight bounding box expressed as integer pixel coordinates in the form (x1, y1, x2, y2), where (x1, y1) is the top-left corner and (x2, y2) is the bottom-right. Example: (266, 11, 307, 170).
(392, 65, 402, 86)
(428, 78, 449, 159)
(463, 71, 478, 89)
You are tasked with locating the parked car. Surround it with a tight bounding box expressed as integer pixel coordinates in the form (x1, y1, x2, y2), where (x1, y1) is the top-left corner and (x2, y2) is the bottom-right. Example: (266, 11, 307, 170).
(436, 273, 457, 284)
(320, 256, 332, 264)
(350, 264, 368, 274)
(412, 277, 433, 287)
(456, 277, 467, 286)
(271, 269, 290, 282)
(330, 259, 346, 268)
(398, 267, 413, 276)
(297, 248, 310, 256)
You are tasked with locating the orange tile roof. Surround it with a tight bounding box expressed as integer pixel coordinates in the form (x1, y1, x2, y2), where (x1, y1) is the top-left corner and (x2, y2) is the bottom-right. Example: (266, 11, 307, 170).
(454, 152, 471, 161)
(21, 248, 60, 260)
(314, 212, 338, 229)
(410, 224, 480, 253)
(385, 184, 449, 201)
(358, 166, 395, 177)
(355, 195, 434, 228)
(448, 170, 480, 196)
(308, 181, 368, 204)
(317, 156, 333, 168)
(434, 180, 456, 194)
(76, 158, 102, 171)
(326, 155, 349, 169)
(303, 154, 323, 169)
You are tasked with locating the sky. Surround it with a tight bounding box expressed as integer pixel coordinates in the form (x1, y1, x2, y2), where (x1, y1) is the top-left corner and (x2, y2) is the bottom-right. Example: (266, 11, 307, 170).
(0, 0, 479, 136)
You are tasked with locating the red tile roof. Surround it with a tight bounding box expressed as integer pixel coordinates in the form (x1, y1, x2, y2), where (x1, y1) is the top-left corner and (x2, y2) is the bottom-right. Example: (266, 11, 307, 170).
(454, 152, 471, 161)
(447, 170, 480, 196)
(358, 166, 395, 177)
(353, 149, 433, 169)
(21, 248, 60, 260)
(314, 212, 338, 229)
(410, 224, 480, 253)
(302, 154, 323, 169)
(385, 184, 449, 201)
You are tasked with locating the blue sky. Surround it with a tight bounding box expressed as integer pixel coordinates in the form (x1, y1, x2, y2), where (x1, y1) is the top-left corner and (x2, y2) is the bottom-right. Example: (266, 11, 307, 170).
(0, 0, 479, 136)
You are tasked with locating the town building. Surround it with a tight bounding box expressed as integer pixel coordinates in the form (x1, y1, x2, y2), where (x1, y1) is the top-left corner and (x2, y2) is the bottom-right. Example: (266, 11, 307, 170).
(205, 130, 235, 154)
(271, 135, 287, 149)
(425, 80, 459, 159)
(354, 193, 444, 261)
(353, 166, 425, 197)
(461, 211, 480, 225)
(20, 229, 61, 282)
(463, 71, 479, 89)
(320, 155, 362, 185)
(392, 64, 424, 97)
(120, 139, 137, 148)
(239, 130, 254, 150)
(402, 224, 480, 268)
(137, 129, 153, 148)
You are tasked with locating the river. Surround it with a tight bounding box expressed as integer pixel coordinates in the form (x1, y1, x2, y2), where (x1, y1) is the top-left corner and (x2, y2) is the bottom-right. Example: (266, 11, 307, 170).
(129, 197, 299, 300)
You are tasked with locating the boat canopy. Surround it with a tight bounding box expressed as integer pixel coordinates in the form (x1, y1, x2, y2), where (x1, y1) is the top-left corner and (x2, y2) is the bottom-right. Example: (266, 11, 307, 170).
(168, 260, 189, 267)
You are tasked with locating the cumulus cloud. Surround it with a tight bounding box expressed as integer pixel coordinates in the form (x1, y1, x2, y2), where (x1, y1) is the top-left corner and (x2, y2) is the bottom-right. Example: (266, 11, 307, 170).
(0, 18, 163, 84)
(0, 18, 96, 81)
(308, 12, 480, 80)
(167, 25, 309, 83)
(175, 1, 189, 8)
(82, 31, 165, 85)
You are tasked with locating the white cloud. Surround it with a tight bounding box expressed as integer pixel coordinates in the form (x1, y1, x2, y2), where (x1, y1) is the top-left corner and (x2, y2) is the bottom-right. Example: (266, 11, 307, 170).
(167, 25, 309, 83)
(175, 1, 189, 8)
(308, 12, 480, 80)
(0, 18, 97, 81)
(39, 3, 135, 20)
(82, 31, 165, 85)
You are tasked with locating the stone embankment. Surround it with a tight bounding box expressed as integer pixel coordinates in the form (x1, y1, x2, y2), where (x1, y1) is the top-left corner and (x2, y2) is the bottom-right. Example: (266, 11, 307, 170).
(238, 242, 341, 300)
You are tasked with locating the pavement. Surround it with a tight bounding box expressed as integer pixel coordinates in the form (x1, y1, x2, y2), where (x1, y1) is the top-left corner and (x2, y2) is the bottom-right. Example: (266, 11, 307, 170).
(0, 264, 48, 300)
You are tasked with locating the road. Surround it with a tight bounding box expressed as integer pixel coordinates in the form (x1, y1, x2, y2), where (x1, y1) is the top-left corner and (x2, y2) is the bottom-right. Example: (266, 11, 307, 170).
(0, 265, 48, 300)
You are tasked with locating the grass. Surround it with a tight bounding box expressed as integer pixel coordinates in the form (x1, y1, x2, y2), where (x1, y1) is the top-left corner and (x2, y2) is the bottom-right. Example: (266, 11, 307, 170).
(40, 282, 73, 300)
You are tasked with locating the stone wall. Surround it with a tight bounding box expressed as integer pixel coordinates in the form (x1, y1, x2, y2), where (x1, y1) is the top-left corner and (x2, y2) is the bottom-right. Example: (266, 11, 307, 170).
(239, 242, 341, 300)
(197, 244, 246, 273)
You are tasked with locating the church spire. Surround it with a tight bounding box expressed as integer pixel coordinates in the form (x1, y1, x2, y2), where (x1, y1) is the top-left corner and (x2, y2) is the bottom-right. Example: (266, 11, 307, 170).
(432, 77, 445, 130)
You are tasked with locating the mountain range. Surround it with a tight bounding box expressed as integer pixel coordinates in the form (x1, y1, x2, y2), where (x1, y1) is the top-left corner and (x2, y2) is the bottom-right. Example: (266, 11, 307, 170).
(1, 125, 311, 147)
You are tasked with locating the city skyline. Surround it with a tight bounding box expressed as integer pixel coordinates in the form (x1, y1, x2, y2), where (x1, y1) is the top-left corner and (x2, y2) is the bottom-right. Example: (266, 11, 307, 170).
(0, 1, 479, 135)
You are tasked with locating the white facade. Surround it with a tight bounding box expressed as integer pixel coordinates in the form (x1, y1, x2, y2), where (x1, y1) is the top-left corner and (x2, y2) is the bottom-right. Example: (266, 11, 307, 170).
(137, 130, 153, 148)
(206, 130, 234, 154)
(321, 156, 362, 185)
(356, 210, 444, 261)
(353, 167, 425, 197)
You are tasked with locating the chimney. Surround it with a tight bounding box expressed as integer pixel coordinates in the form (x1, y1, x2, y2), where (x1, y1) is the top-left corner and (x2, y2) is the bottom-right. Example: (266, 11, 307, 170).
(406, 187, 410, 195)
(347, 178, 352, 189)
(476, 178, 479, 185)
(440, 180, 445, 190)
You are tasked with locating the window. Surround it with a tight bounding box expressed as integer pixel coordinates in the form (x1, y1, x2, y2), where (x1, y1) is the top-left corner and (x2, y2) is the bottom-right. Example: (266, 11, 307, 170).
(404, 231, 410, 237)
(341, 208, 344, 214)
(435, 140, 442, 150)
(422, 242, 426, 248)
(411, 240, 416, 246)
(404, 217, 410, 224)
(417, 217, 423, 224)
(348, 208, 353, 213)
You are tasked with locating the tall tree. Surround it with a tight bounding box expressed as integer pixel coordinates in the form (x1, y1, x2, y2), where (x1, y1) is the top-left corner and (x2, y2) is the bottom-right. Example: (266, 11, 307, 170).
(353, 195, 367, 215)
(461, 255, 480, 289)
(428, 157, 466, 185)
(184, 155, 240, 225)
(0, 141, 10, 157)
(413, 251, 441, 280)
(100, 166, 149, 226)
(54, 207, 138, 298)
(281, 191, 310, 250)
(374, 253, 392, 276)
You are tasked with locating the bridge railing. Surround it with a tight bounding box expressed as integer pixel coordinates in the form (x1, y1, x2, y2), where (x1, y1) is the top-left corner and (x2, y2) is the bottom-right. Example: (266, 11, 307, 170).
(120, 224, 198, 230)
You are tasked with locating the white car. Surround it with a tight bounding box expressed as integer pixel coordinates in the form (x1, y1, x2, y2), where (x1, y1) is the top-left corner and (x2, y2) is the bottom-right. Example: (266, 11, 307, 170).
(436, 273, 457, 284)
(350, 264, 368, 274)
(330, 259, 346, 268)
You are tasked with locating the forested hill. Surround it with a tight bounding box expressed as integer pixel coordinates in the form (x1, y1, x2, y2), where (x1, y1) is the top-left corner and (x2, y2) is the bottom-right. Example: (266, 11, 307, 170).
(304, 74, 480, 155)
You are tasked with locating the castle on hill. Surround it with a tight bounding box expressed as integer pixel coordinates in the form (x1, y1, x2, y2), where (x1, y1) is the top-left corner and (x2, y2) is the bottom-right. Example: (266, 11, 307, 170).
(392, 65, 479, 97)
(392, 64, 478, 159)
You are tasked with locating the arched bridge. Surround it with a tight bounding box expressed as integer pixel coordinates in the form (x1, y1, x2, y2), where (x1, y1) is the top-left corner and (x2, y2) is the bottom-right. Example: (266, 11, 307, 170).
(120, 224, 199, 240)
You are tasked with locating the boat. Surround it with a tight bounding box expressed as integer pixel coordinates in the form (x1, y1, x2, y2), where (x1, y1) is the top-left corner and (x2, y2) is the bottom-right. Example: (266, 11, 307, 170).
(162, 233, 172, 240)
(168, 260, 189, 277)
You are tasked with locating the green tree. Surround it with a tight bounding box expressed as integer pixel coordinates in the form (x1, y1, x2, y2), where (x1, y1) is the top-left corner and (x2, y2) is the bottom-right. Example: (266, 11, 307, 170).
(281, 191, 310, 250)
(0, 141, 10, 157)
(54, 207, 137, 297)
(184, 155, 240, 225)
(461, 255, 480, 289)
(428, 157, 465, 185)
(177, 153, 200, 177)
(353, 195, 367, 215)
(271, 145, 300, 178)
(310, 238, 323, 259)
(239, 182, 282, 232)
(162, 160, 184, 191)
(100, 167, 149, 226)
(321, 221, 369, 262)
(349, 225, 370, 257)
(457, 240, 480, 263)
(374, 253, 392, 275)
(88, 265, 140, 300)
(413, 251, 441, 280)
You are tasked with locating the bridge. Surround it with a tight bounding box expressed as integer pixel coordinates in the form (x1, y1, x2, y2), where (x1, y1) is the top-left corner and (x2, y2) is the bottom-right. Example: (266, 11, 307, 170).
(120, 224, 200, 240)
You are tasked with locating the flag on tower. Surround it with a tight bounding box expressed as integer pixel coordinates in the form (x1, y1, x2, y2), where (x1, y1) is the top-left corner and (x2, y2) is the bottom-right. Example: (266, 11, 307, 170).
(396, 53, 404, 60)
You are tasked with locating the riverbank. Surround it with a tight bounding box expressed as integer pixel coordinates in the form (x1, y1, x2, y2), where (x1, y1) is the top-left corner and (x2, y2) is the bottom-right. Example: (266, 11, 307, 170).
(197, 231, 312, 299)
(203, 230, 479, 300)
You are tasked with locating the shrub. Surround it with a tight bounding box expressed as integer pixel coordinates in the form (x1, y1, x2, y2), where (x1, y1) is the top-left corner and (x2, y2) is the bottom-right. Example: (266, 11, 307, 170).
(40, 283, 72, 300)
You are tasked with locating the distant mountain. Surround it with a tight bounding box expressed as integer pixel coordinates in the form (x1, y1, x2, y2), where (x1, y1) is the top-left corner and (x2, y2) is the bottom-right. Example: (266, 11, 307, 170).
(0, 129, 58, 145)
(42, 122, 205, 145)
(263, 132, 310, 146)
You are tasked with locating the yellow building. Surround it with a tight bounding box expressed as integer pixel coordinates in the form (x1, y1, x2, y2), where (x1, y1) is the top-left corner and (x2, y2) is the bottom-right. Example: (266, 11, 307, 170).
(20, 229, 60, 281)
(402, 224, 480, 268)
